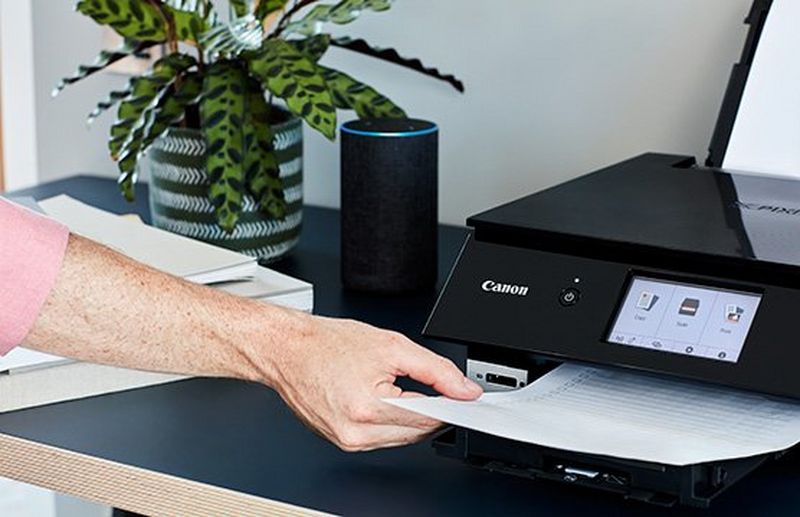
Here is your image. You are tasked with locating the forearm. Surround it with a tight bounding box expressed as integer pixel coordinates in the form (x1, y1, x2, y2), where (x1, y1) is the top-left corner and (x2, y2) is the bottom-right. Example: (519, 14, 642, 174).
(24, 234, 297, 385)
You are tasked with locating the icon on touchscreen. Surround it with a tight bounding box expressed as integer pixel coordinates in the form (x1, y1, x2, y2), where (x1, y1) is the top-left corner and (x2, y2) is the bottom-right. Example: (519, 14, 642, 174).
(679, 298, 700, 316)
(636, 291, 659, 311)
(726, 304, 744, 323)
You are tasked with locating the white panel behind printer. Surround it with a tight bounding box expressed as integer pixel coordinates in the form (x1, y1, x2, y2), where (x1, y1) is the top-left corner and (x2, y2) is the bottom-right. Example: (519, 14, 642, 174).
(724, 0, 800, 178)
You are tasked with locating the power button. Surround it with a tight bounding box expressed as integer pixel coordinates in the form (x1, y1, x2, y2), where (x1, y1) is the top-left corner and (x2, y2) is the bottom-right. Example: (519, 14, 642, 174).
(559, 288, 581, 307)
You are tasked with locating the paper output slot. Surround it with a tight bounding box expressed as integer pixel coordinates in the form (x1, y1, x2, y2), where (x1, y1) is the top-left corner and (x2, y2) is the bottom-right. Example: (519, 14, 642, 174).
(486, 373, 519, 388)
(466, 359, 528, 392)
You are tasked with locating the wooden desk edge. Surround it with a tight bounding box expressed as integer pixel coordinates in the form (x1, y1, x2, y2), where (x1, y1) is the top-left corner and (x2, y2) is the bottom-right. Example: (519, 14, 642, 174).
(0, 432, 330, 517)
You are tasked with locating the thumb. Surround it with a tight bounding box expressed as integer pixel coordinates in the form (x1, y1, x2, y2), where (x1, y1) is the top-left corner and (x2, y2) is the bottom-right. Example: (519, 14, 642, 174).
(393, 344, 482, 401)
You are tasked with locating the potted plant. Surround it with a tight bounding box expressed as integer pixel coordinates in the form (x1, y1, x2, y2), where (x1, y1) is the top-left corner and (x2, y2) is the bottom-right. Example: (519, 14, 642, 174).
(56, 0, 463, 261)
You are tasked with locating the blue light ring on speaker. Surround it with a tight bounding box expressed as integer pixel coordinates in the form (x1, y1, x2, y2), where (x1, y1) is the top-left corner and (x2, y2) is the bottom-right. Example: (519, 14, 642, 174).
(340, 118, 438, 138)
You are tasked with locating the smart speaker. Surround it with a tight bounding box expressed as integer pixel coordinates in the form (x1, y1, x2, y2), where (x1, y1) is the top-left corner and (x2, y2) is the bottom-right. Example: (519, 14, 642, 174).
(340, 118, 439, 293)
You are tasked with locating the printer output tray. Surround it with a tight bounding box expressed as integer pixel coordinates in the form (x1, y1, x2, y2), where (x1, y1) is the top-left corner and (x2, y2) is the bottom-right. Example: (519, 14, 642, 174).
(433, 428, 779, 508)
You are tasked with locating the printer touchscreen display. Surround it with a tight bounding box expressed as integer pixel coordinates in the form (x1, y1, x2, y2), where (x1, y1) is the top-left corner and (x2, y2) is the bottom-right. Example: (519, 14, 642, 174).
(607, 276, 762, 363)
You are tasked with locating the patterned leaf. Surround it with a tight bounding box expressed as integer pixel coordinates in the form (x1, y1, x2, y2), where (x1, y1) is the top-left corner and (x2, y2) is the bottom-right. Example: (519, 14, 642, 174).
(331, 36, 465, 93)
(116, 73, 203, 197)
(248, 39, 336, 139)
(87, 86, 134, 125)
(76, 0, 168, 41)
(254, 0, 288, 20)
(229, 0, 253, 17)
(110, 119, 135, 165)
(320, 66, 405, 118)
(110, 53, 196, 200)
(162, 0, 219, 42)
(168, 5, 216, 43)
(244, 79, 286, 219)
(141, 72, 203, 150)
(201, 61, 247, 232)
(109, 53, 196, 160)
(289, 34, 331, 62)
(52, 40, 153, 97)
(285, 0, 391, 36)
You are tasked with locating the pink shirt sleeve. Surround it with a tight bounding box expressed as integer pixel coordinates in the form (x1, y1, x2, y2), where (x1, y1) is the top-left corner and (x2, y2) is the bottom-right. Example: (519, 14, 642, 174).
(0, 198, 69, 355)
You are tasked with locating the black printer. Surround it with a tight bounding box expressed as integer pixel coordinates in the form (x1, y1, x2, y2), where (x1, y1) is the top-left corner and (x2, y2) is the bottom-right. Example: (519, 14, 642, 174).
(424, 0, 800, 507)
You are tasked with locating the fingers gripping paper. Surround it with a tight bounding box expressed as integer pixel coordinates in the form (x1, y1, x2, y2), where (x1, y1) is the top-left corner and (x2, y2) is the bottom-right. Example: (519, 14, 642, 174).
(387, 363, 800, 466)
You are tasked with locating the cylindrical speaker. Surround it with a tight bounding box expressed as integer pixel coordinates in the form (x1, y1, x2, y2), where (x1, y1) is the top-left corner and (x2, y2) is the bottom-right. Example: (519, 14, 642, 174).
(340, 118, 438, 293)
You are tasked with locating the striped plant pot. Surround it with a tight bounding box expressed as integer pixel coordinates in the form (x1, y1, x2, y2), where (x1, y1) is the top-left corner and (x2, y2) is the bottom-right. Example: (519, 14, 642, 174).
(146, 116, 303, 262)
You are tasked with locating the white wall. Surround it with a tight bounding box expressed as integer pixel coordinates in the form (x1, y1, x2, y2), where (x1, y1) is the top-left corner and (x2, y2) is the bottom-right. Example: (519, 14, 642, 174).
(1, 0, 39, 190)
(32, 0, 754, 224)
(32, 0, 129, 185)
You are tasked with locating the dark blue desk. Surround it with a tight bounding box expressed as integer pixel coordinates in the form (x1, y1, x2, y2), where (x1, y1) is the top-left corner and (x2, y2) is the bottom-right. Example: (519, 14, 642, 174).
(1, 176, 798, 516)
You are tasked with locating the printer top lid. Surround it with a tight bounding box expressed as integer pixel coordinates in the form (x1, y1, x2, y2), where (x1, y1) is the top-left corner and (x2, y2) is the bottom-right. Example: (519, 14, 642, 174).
(468, 153, 800, 274)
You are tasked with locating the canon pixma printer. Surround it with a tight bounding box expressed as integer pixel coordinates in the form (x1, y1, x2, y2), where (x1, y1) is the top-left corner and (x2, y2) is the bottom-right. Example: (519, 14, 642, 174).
(424, 0, 800, 507)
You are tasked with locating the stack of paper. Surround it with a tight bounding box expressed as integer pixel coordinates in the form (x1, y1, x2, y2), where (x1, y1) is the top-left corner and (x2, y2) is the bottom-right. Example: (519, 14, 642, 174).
(388, 363, 800, 466)
(215, 268, 313, 312)
(0, 348, 69, 373)
(39, 195, 258, 284)
(36, 195, 313, 314)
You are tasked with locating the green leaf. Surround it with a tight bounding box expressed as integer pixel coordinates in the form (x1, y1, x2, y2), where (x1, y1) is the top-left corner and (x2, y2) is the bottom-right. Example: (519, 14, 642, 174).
(244, 79, 285, 219)
(320, 66, 405, 119)
(162, 0, 219, 34)
(289, 34, 331, 62)
(141, 73, 203, 150)
(201, 61, 247, 232)
(248, 39, 336, 139)
(229, 0, 252, 17)
(285, 0, 391, 36)
(116, 73, 203, 197)
(76, 0, 168, 41)
(109, 53, 196, 160)
(167, 4, 217, 43)
(163, 0, 220, 40)
(254, 0, 288, 20)
(52, 40, 153, 97)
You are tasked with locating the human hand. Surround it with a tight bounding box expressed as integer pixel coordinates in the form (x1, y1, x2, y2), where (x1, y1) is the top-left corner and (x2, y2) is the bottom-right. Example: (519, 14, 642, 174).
(261, 312, 482, 452)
